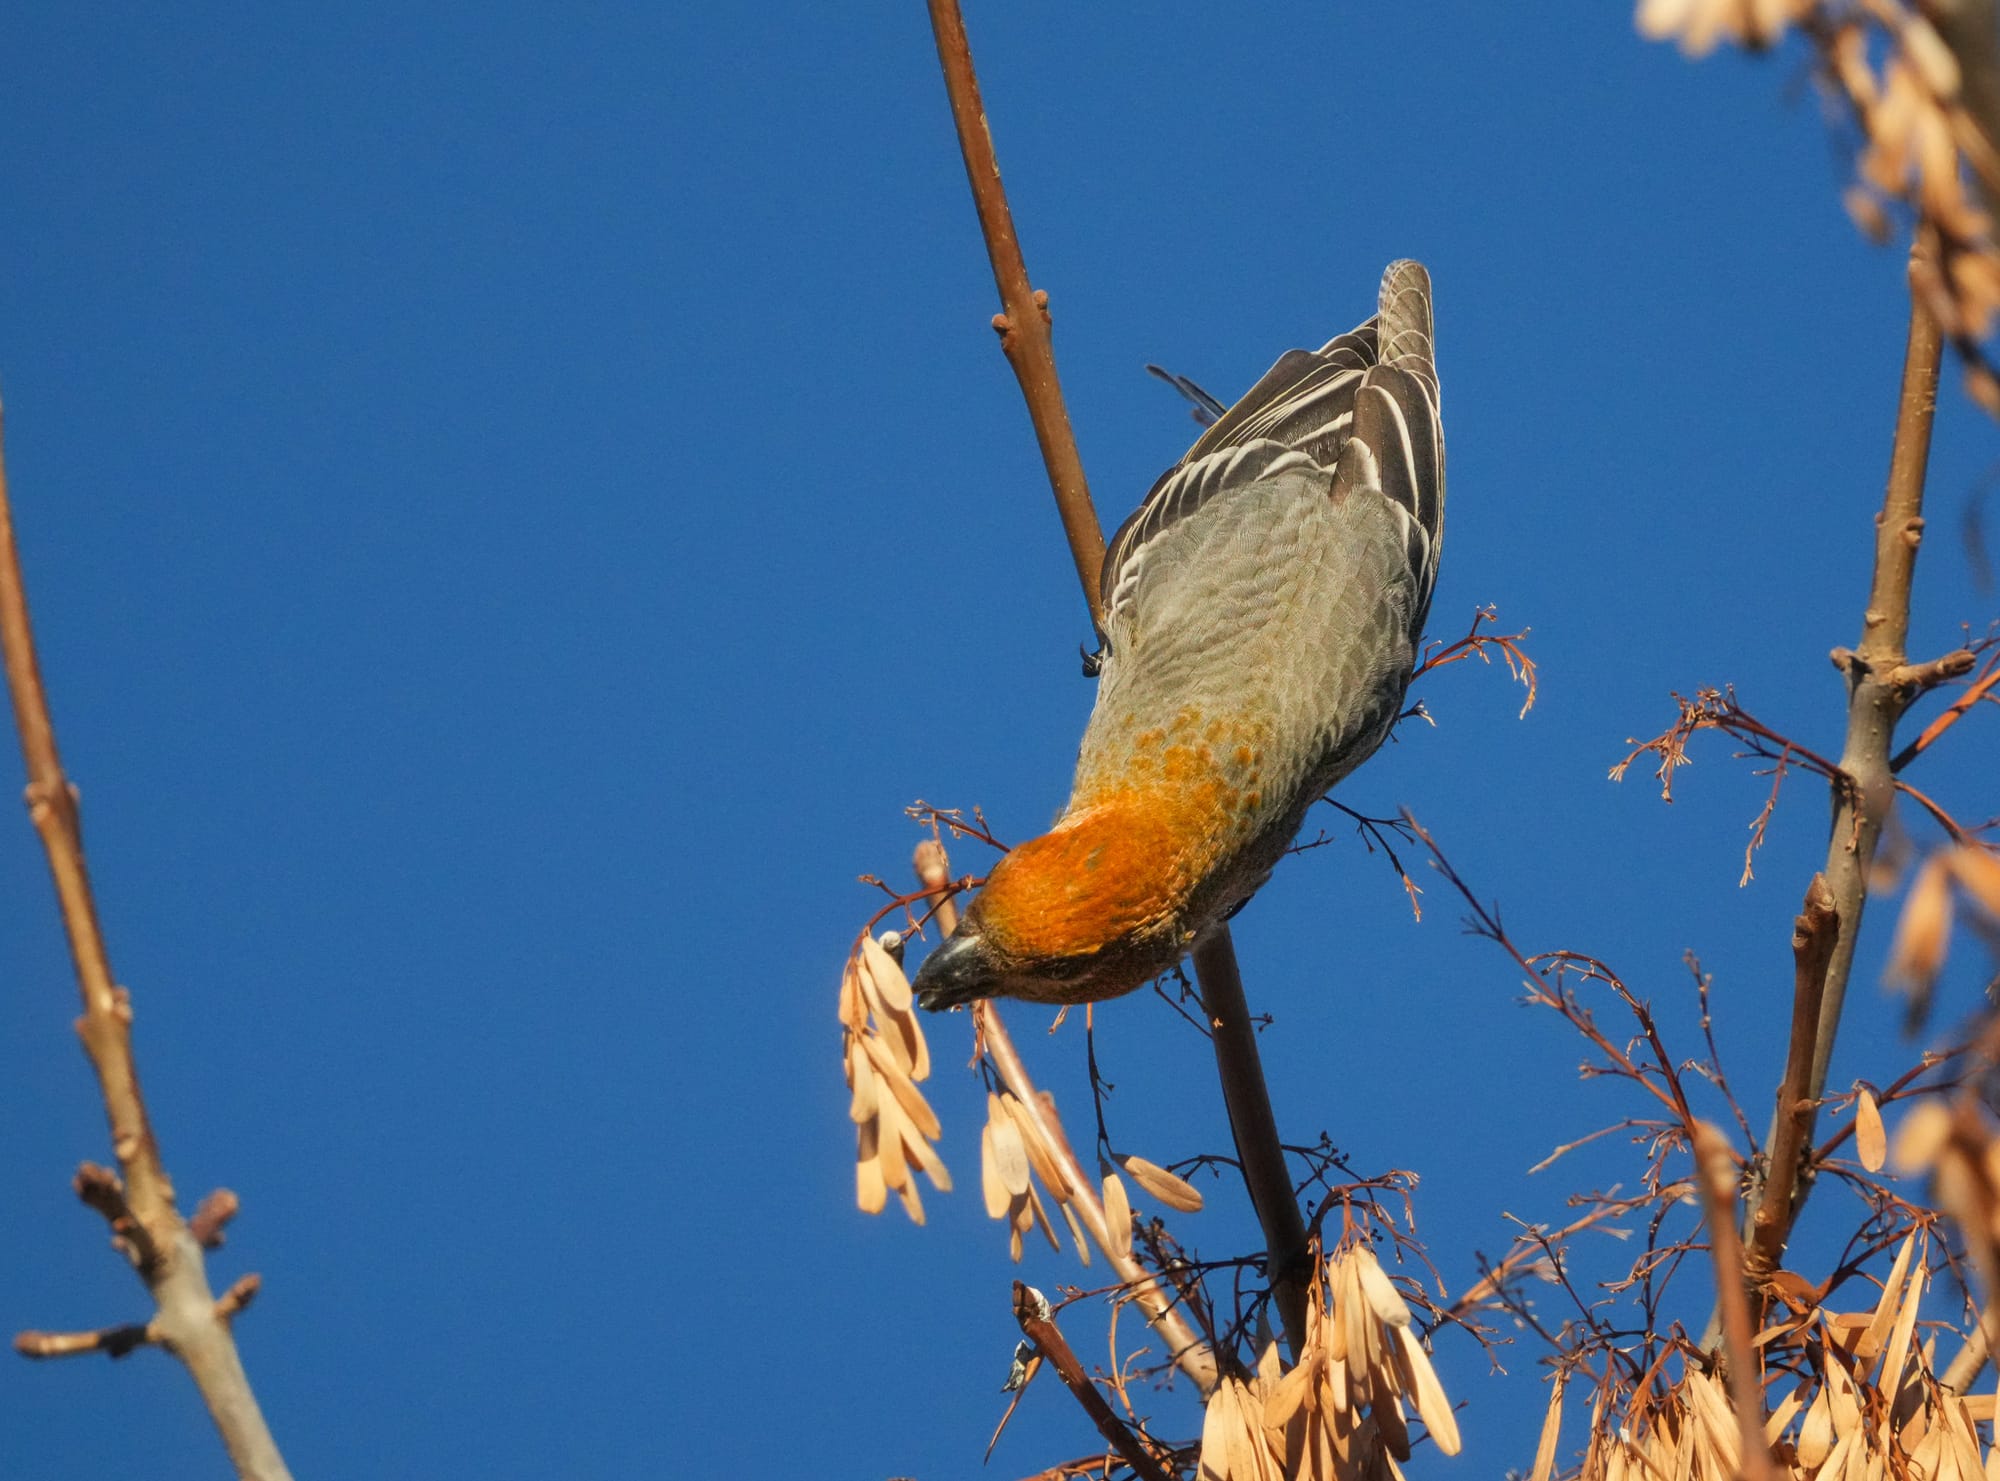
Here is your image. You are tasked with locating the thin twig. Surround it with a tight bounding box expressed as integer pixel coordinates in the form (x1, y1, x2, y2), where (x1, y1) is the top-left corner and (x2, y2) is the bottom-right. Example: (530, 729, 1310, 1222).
(1013, 1282, 1174, 1481)
(14, 1322, 158, 1360)
(926, 0, 1304, 1379)
(0, 403, 292, 1479)
(1891, 652, 2000, 769)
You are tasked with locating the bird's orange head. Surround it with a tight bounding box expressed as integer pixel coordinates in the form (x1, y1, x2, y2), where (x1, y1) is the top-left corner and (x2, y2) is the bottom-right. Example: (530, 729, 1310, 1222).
(912, 780, 1241, 1009)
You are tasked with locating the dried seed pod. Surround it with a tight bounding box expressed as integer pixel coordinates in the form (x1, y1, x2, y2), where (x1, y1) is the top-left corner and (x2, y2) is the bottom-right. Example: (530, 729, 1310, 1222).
(1798, 1384, 1835, 1466)
(1353, 1247, 1413, 1328)
(1856, 1087, 1887, 1173)
(1001, 1093, 1072, 1200)
(979, 1120, 1009, 1219)
(1101, 1169, 1134, 1261)
(1892, 1100, 1953, 1172)
(837, 956, 867, 1031)
(1024, 1179, 1061, 1254)
(1845, 185, 1894, 244)
(1393, 1325, 1461, 1456)
(1529, 1375, 1565, 1481)
(874, 1095, 912, 1193)
(1903, 13, 1962, 98)
(860, 933, 913, 1013)
(988, 1108, 1031, 1198)
(856, 1119, 887, 1215)
(1876, 1249, 1926, 1414)
(1119, 1153, 1204, 1213)
(846, 1040, 878, 1124)
(879, 1055, 942, 1142)
(1886, 855, 1954, 997)
(1265, 1357, 1312, 1430)
(898, 1110, 952, 1194)
(1058, 1200, 1090, 1265)
(1950, 846, 2000, 916)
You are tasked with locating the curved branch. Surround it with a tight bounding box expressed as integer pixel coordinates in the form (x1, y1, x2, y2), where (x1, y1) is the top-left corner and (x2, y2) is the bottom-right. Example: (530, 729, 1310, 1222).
(0, 403, 292, 1480)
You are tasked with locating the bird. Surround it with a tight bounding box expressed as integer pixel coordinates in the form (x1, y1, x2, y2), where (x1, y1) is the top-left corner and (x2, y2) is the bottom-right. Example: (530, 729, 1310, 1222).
(914, 260, 1444, 1010)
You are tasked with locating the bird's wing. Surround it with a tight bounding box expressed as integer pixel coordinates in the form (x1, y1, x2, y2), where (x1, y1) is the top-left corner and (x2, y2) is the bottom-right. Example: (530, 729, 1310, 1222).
(1100, 333, 1374, 624)
(1144, 363, 1228, 426)
(1098, 261, 1442, 634)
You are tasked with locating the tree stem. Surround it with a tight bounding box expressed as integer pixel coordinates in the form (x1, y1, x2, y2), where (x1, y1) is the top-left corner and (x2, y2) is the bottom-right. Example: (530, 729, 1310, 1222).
(0, 403, 292, 1481)
(1738, 240, 1943, 1293)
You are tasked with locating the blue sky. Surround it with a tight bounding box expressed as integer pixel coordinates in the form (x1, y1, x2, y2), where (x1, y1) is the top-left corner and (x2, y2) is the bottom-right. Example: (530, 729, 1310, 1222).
(1, 4, 1994, 1477)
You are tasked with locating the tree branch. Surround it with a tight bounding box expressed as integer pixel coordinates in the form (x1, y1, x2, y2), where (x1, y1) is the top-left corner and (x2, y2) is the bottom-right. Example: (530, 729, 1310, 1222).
(926, 0, 1310, 1369)
(1891, 649, 2000, 770)
(925, 0, 1104, 630)
(0, 402, 292, 1480)
(1739, 241, 1943, 1280)
(1012, 1282, 1174, 1481)
(1743, 875, 1839, 1292)
(1190, 929, 1310, 1360)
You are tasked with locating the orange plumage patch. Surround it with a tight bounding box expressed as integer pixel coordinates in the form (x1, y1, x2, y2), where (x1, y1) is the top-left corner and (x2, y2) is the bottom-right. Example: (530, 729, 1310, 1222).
(971, 706, 1279, 970)
(976, 791, 1211, 960)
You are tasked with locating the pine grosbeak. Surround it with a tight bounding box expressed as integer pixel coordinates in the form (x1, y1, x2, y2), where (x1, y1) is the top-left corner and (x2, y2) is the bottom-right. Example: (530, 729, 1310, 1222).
(915, 261, 1444, 1010)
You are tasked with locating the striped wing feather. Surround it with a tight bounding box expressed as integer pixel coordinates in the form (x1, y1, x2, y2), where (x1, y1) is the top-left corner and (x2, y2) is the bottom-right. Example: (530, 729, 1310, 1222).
(1099, 261, 1443, 640)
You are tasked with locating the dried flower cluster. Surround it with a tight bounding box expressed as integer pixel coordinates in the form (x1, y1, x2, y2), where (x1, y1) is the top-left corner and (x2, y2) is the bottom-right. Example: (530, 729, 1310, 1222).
(1195, 1243, 1460, 1480)
(978, 1087, 1206, 1265)
(1636, 0, 1812, 52)
(840, 933, 949, 1224)
(1637, 0, 2000, 412)
(1560, 1228, 2000, 1481)
(981, 1086, 1087, 1261)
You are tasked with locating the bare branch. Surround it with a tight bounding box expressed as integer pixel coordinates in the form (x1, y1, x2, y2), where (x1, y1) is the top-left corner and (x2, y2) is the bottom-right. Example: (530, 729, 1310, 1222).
(213, 1275, 261, 1325)
(1740, 245, 1943, 1265)
(1012, 1282, 1174, 1481)
(1410, 604, 1538, 717)
(1743, 875, 1840, 1291)
(925, 0, 1104, 628)
(14, 1322, 158, 1361)
(1191, 928, 1310, 1362)
(1893, 648, 2000, 768)
(0, 404, 292, 1479)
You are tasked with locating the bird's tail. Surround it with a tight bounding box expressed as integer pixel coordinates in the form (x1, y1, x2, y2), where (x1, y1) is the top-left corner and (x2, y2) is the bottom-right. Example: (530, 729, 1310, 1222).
(1330, 260, 1445, 631)
(1374, 259, 1439, 408)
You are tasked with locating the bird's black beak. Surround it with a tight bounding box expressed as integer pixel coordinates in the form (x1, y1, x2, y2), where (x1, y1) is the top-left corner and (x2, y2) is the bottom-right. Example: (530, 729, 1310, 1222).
(912, 930, 994, 1012)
